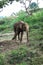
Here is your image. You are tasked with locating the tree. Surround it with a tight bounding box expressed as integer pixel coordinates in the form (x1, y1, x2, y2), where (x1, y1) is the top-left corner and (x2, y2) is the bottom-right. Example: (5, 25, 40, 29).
(19, 0, 32, 15)
(0, 0, 15, 12)
(0, 0, 40, 15)
(0, 0, 15, 8)
(0, 0, 32, 15)
(37, 0, 39, 7)
(30, 2, 38, 9)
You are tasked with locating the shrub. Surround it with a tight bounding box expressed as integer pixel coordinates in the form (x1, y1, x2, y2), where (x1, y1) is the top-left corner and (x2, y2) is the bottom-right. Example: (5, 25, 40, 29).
(0, 54, 5, 65)
(6, 47, 28, 64)
(0, 20, 5, 25)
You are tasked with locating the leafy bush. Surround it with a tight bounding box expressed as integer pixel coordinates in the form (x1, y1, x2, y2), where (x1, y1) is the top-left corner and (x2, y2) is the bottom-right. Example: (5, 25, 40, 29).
(0, 54, 5, 65)
(0, 45, 43, 65)
(16, 62, 28, 65)
(7, 47, 28, 64)
(0, 10, 43, 32)
(0, 20, 5, 25)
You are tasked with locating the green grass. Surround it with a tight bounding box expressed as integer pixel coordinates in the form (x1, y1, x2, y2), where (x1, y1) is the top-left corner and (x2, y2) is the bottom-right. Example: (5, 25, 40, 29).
(0, 54, 5, 65)
(0, 45, 43, 65)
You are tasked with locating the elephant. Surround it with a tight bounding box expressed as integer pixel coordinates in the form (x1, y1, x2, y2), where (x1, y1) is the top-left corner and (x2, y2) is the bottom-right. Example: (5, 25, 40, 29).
(12, 21, 29, 42)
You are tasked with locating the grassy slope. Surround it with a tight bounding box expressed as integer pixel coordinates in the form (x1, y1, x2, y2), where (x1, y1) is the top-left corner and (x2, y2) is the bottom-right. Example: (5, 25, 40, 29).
(0, 10, 43, 65)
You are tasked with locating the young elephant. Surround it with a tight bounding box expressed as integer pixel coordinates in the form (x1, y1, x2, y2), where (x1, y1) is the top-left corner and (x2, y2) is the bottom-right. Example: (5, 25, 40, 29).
(12, 21, 29, 42)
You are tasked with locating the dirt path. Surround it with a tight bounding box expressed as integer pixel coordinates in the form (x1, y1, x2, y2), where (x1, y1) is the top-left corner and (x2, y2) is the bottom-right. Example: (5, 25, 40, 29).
(0, 32, 29, 53)
(0, 32, 14, 42)
(0, 32, 27, 41)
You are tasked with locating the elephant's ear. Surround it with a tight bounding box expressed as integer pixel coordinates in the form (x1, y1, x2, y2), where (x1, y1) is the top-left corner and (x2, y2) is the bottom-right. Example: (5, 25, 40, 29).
(25, 23, 29, 32)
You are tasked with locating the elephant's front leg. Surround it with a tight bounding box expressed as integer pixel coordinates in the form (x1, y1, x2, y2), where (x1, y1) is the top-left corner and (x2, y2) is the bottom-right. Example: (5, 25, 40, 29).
(18, 32, 20, 40)
(20, 32, 23, 42)
(12, 32, 18, 41)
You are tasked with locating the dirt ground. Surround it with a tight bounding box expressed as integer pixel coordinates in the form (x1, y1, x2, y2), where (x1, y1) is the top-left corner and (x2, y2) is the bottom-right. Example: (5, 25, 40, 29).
(0, 32, 29, 53)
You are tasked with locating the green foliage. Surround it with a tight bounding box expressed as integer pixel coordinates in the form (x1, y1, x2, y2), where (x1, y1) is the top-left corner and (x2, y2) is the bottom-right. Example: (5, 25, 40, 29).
(0, 45, 43, 65)
(31, 57, 43, 65)
(0, 10, 43, 32)
(0, 54, 5, 65)
(17, 11, 27, 21)
(0, 20, 5, 25)
(0, 10, 43, 42)
(0, 1, 3, 8)
(0, 0, 20, 8)
(0, 0, 9, 8)
(16, 62, 27, 65)
(30, 2, 38, 9)
(7, 46, 28, 64)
